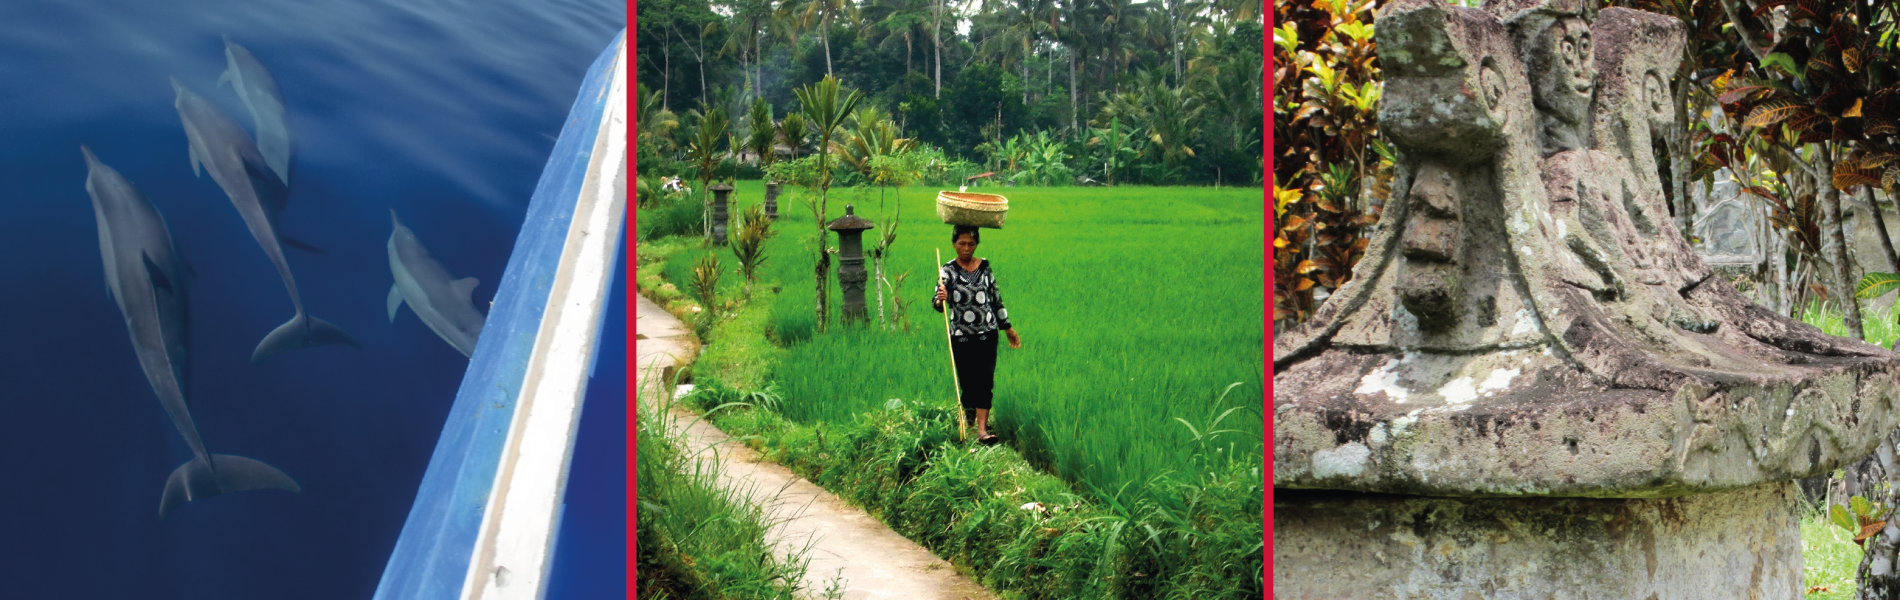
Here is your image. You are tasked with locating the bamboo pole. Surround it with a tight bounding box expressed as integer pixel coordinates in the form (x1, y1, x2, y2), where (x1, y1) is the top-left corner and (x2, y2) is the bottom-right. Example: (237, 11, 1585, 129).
(938, 248, 967, 440)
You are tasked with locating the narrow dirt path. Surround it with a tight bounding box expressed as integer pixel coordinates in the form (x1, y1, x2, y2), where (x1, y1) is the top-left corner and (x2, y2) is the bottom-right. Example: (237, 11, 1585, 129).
(637, 292, 996, 600)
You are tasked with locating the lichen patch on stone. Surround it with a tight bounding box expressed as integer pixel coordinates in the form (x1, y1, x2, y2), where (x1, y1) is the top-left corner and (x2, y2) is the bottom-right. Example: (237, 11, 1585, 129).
(1512, 309, 1539, 336)
(1440, 376, 1479, 404)
(1480, 368, 1521, 396)
(1356, 358, 1412, 403)
(1313, 442, 1373, 478)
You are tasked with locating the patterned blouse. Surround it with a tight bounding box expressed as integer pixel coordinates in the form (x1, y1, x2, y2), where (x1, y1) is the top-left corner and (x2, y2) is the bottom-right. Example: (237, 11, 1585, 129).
(935, 258, 1012, 339)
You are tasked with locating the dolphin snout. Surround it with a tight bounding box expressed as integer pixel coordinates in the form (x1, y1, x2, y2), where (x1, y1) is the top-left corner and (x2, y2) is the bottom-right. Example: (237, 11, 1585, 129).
(80, 144, 97, 164)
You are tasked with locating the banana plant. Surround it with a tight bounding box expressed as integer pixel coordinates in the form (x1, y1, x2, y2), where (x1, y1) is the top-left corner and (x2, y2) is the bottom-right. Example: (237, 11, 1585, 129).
(1087, 116, 1138, 185)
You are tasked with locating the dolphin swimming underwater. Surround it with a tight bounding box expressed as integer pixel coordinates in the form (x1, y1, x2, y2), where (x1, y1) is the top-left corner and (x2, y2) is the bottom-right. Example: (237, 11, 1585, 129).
(83, 146, 301, 519)
(217, 35, 291, 187)
(387, 210, 486, 357)
(173, 77, 359, 362)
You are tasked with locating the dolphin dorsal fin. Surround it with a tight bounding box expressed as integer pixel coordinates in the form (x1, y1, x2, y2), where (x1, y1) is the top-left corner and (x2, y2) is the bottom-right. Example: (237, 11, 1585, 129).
(143, 252, 174, 296)
(188, 141, 203, 178)
(387, 284, 404, 323)
(217, 66, 233, 90)
(452, 277, 480, 303)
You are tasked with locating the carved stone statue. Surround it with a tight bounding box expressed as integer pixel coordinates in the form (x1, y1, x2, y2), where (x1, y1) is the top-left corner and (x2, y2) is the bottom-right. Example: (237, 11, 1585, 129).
(1273, 0, 1900, 597)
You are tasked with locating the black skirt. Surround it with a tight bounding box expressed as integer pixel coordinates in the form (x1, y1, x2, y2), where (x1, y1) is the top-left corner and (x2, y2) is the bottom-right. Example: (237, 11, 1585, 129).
(951, 331, 1000, 410)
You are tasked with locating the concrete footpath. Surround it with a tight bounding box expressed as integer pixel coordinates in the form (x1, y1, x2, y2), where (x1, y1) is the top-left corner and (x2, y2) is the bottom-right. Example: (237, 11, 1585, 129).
(637, 292, 996, 600)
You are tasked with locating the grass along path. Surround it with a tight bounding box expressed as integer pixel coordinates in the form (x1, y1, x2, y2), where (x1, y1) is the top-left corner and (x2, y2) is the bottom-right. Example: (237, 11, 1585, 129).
(638, 377, 814, 599)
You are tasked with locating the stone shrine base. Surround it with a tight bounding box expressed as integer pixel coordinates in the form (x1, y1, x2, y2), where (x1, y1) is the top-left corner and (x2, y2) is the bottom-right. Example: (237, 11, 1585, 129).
(1273, 482, 1802, 599)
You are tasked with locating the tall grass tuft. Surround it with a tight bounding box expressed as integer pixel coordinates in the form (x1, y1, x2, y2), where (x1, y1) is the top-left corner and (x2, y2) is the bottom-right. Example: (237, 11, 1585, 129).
(1802, 299, 1900, 348)
(732, 204, 773, 297)
(691, 253, 723, 339)
(636, 375, 814, 600)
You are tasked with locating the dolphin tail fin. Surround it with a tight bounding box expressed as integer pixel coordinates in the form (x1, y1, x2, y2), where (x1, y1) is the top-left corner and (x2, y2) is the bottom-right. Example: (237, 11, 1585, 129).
(159, 454, 300, 519)
(252, 313, 364, 363)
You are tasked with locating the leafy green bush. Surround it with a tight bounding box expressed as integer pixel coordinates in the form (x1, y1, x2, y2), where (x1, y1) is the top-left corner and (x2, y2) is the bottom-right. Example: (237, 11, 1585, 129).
(637, 195, 708, 240)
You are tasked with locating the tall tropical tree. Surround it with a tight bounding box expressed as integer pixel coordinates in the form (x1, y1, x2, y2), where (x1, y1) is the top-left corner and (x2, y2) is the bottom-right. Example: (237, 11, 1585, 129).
(777, 0, 857, 76)
(862, 0, 934, 79)
(793, 76, 864, 332)
(720, 0, 774, 100)
(1153, 0, 1210, 86)
(977, 0, 1058, 105)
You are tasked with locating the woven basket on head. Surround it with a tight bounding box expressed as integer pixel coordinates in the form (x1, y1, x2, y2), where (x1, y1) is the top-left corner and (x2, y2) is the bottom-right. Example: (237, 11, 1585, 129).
(936, 191, 1008, 229)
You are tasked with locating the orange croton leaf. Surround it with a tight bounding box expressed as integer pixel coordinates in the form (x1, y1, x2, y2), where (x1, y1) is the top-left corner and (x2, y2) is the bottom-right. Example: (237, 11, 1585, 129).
(1745, 100, 1806, 129)
(1857, 521, 1887, 546)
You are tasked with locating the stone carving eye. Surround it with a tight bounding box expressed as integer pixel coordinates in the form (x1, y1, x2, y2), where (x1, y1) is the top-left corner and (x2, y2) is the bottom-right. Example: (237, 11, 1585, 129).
(1562, 40, 1575, 64)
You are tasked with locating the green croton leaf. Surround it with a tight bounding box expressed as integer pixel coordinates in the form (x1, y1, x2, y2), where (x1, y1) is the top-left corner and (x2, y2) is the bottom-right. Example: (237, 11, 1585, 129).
(1856, 272, 1900, 299)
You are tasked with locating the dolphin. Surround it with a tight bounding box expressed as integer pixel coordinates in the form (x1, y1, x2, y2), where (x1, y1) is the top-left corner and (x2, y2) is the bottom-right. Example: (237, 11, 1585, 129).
(387, 210, 486, 358)
(217, 35, 291, 187)
(84, 146, 300, 519)
(173, 77, 359, 362)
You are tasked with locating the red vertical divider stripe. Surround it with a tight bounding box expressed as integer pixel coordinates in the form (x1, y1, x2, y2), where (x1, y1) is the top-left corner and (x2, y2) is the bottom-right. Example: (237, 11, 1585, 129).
(1260, 0, 1274, 596)
(626, 0, 639, 598)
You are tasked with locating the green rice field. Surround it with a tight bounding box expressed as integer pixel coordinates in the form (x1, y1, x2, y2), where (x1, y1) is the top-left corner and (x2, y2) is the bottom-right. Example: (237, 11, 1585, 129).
(663, 180, 1264, 508)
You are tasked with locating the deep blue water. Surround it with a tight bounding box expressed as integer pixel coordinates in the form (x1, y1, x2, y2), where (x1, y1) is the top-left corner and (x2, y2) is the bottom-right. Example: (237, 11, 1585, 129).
(0, 1, 623, 598)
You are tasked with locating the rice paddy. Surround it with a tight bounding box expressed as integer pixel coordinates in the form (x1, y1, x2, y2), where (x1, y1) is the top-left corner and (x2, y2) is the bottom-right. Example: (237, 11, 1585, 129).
(670, 181, 1264, 502)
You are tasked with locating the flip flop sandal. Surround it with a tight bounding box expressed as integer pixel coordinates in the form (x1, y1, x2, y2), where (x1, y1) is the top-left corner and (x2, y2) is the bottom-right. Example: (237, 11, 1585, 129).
(979, 434, 1001, 445)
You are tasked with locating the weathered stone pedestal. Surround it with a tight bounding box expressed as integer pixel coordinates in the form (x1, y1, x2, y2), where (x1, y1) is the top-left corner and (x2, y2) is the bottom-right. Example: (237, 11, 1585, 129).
(764, 181, 780, 219)
(827, 205, 874, 323)
(1273, 0, 1900, 598)
(1275, 483, 1801, 599)
(710, 182, 733, 245)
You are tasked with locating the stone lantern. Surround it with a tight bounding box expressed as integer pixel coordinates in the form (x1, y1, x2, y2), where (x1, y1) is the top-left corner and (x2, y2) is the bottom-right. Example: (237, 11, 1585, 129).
(709, 182, 733, 246)
(764, 181, 781, 220)
(1272, 1, 1900, 598)
(826, 205, 875, 323)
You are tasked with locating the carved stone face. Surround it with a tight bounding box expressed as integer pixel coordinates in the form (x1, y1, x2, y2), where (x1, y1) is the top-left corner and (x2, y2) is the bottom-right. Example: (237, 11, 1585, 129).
(1530, 17, 1595, 126)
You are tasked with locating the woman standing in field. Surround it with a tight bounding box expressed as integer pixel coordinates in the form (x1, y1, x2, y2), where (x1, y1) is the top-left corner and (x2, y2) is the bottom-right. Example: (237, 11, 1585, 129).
(934, 225, 1022, 445)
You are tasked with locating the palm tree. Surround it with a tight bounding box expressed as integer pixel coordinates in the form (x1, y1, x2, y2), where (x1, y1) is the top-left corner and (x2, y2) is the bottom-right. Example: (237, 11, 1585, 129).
(720, 0, 774, 100)
(861, 0, 934, 79)
(1084, 0, 1146, 92)
(1154, 0, 1209, 86)
(777, 0, 857, 76)
(975, 0, 1056, 105)
(793, 76, 864, 332)
(1051, 0, 1080, 131)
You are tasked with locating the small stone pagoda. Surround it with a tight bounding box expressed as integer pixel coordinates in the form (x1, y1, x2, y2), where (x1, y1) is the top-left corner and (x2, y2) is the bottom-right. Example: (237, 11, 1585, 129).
(1273, 0, 1900, 597)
